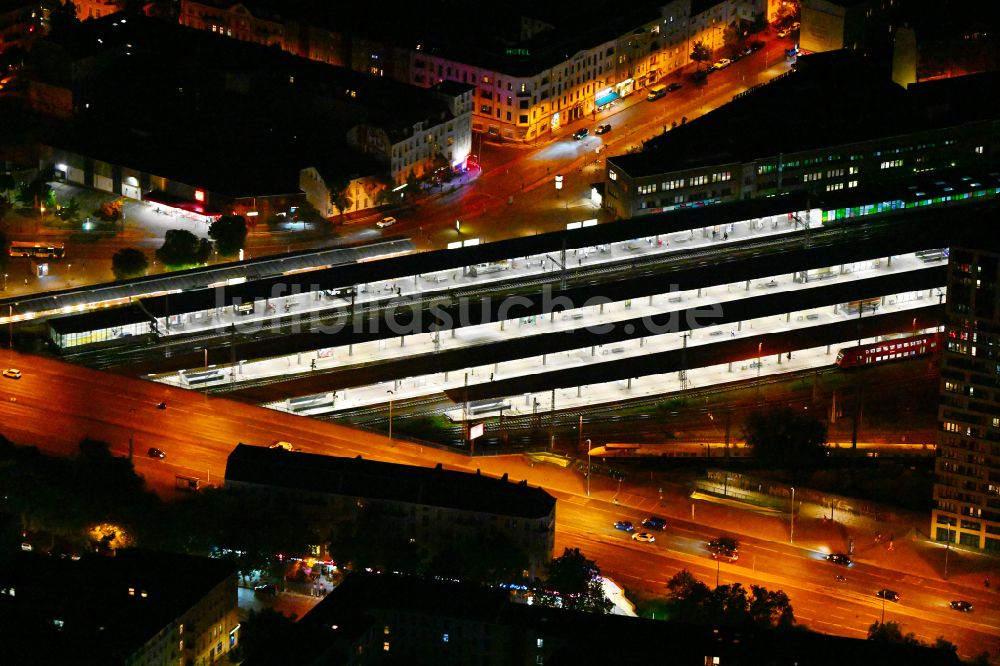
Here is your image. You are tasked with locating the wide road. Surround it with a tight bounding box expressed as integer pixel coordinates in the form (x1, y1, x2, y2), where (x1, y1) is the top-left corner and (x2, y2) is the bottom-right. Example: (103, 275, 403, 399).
(1, 349, 996, 660)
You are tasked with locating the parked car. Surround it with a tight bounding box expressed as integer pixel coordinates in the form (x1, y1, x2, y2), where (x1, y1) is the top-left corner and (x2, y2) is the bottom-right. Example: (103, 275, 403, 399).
(711, 58, 732, 70)
(2, 368, 21, 379)
(949, 600, 973, 612)
(666, 82, 683, 92)
(777, 28, 790, 38)
(749, 41, 765, 52)
(825, 553, 852, 566)
(147, 447, 166, 459)
(613, 520, 635, 532)
(876, 589, 900, 602)
(708, 537, 739, 561)
(632, 532, 656, 543)
(572, 128, 589, 140)
(270, 441, 294, 451)
(594, 124, 611, 135)
(376, 216, 397, 228)
(642, 517, 667, 530)
(254, 584, 278, 596)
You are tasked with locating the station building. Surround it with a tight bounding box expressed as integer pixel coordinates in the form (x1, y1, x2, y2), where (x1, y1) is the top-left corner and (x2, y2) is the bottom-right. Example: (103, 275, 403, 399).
(225, 444, 556, 578)
(604, 54, 1000, 218)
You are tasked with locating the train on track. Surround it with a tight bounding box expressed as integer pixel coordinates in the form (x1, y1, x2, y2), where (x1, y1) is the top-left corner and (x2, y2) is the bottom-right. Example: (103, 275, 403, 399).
(834, 332, 941, 368)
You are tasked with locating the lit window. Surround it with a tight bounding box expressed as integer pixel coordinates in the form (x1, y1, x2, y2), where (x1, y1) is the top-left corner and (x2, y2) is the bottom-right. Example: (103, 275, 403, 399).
(608, 170, 617, 181)
(194, 190, 205, 202)
(975, 146, 984, 154)
(383, 641, 390, 652)
(537, 638, 544, 648)
(384, 626, 390, 635)
(442, 633, 449, 643)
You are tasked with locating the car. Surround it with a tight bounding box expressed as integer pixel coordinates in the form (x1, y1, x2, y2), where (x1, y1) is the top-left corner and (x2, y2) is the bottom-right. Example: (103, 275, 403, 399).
(642, 517, 667, 530)
(708, 537, 739, 562)
(572, 128, 589, 140)
(711, 59, 732, 70)
(270, 441, 294, 451)
(949, 600, 973, 612)
(613, 521, 635, 532)
(254, 584, 278, 596)
(147, 447, 166, 459)
(777, 29, 790, 38)
(2, 368, 21, 379)
(594, 124, 611, 135)
(791, 21, 800, 30)
(632, 532, 656, 543)
(739, 46, 753, 57)
(692, 70, 708, 82)
(876, 589, 900, 602)
(749, 41, 765, 52)
(825, 553, 852, 566)
(376, 216, 397, 228)
(666, 82, 683, 92)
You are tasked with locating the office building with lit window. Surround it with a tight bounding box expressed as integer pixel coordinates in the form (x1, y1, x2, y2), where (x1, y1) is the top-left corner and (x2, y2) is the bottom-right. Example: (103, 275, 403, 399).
(933, 229, 1000, 552)
(604, 53, 1000, 219)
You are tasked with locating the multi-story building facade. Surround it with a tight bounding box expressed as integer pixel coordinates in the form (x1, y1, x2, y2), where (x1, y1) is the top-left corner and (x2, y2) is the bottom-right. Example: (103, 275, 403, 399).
(0, 549, 240, 664)
(178, 0, 768, 142)
(932, 233, 1000, 552)
(225, 444, 557, 578)
(604, 54, 1000, 219)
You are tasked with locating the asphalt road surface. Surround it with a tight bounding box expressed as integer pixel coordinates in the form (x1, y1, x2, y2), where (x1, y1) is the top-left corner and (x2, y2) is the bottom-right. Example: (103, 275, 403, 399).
(1, 349, 996, 659)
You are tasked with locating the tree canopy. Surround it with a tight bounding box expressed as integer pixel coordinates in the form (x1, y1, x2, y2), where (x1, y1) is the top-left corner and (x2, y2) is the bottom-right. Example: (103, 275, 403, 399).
(155, 229, 212, 267)
(111, 248, 149, 280)
(537, 547, 612, 613)
(328, 179, 353, 220)
(690, 41, 712, 69)
(742, 405, 827, 468)
(664, 569, 794, 628)
(208, 214, 248, 256)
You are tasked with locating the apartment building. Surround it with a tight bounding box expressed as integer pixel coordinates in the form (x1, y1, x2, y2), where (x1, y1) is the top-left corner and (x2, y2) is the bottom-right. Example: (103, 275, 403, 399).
(932, 229, 1000, 552)
(604, 53, 1000, 219)
(225, 445, 557, 578)
(178, 0, 768, 142)
(0, 549, 240, 664)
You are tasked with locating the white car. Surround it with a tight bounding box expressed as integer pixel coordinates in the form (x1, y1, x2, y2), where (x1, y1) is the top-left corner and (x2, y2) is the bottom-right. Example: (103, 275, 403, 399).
(3, 368, 21, 379)
(269, 441, 294, 451)
(377, 217, 397, 228)
(712, 59, 732, 70)
(632, 532, 656, 543)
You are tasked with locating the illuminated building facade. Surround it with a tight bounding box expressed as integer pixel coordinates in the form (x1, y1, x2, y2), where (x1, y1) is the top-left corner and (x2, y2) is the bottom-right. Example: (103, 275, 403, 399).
(933, 233, 1000, 552)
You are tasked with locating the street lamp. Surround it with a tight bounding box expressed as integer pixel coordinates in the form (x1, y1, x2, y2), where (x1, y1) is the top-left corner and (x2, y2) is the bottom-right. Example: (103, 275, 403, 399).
(586, 438, 592, 497)
(2, 273, 7, 291)
(756, 341, 763, 401)
(789, 486, 795, 543)
(387, 390, 394, 443)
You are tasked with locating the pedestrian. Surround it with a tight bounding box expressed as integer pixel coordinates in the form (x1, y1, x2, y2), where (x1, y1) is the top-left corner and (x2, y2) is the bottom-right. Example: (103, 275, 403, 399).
(311, 359, 317, 371)
(986, 576, 991, 589)
(724, 232, 728, 240)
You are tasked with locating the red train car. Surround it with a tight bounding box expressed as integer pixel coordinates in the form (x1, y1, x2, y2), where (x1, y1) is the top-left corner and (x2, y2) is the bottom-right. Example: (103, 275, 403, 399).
(835, 332, 941, 368)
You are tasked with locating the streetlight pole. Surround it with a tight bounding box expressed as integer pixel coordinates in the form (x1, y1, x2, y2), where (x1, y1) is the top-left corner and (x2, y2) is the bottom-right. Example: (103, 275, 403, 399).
(756, 341, 763, 401)
(789, 486, 795, 544)
(387, 390, 394, 443)
(586, 438, 592, 497)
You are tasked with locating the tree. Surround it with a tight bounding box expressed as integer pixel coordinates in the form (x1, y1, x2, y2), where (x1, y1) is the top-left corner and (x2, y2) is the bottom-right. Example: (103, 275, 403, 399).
(742, 405, 827, 468)
(94, 199, 123, 222)
(208, 215, 248, 257)
(867, 621, 921, 645)
(690, 41, 712, 70)
(328, 179, 353, 220)
(155, 229, 212, 268)
(538, 547, 612, 614)
(404, 170, 419, 198)
(46, 0, 80, 38)
(111, 248, 149, 280)
(17, 165, 56, 211)
(0, 172, 15, 193)
(665, 570, 795, 628)
(58, 197, 81, 223)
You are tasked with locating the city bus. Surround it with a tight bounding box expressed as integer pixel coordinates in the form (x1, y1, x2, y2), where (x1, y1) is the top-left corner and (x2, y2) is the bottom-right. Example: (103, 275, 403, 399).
(8, 241, 66, 259)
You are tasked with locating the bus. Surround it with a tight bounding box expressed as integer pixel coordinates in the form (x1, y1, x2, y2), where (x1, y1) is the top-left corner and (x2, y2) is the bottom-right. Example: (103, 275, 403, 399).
(647, 84, 667, 101)
(8, 241, 66, 259)
(835, 332, 941, 368)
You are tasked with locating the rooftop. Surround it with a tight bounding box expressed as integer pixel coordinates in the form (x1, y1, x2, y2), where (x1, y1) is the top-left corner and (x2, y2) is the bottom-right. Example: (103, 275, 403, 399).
(608, 52, 1000, 179)
(224, 444, 556, 519)
(0, 549, 236, 664)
